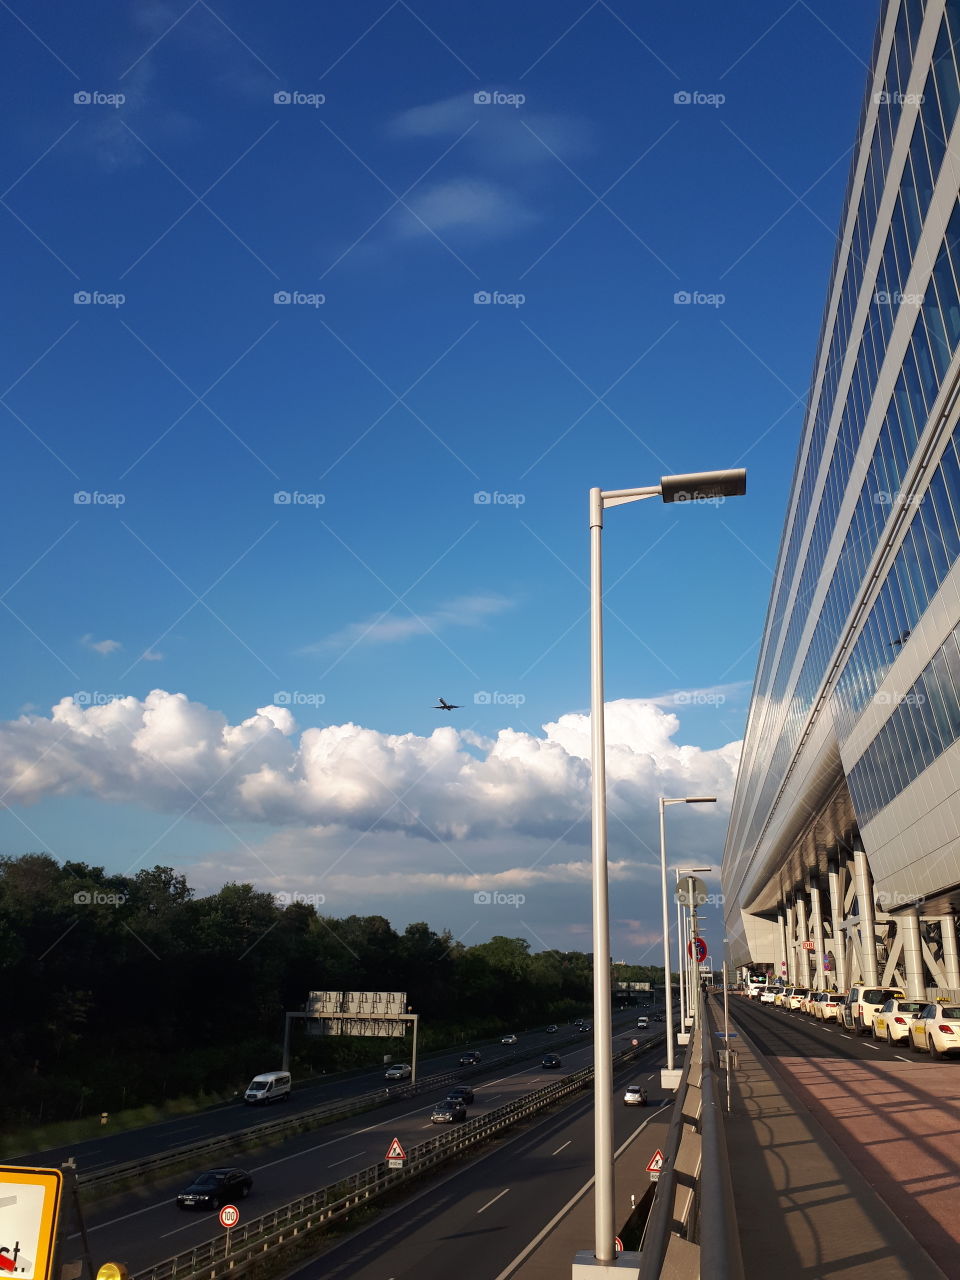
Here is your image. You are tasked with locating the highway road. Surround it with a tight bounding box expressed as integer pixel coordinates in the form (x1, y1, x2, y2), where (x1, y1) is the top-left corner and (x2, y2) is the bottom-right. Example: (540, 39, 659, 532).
(70, 1012, 655, 1275)
(19, 1018, 639, 1174)
(726, 994, 928, 1064)
(281, 1045, 670, 1280)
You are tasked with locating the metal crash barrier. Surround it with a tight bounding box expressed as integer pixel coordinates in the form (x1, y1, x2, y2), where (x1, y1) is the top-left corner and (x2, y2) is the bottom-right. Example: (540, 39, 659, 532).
(636, 992, 744, 1280)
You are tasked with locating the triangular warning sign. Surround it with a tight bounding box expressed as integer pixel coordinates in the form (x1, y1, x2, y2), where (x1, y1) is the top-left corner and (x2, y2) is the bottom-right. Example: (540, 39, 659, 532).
(385, 1137, 407, 1161)
(645, 1149, 664, 1173)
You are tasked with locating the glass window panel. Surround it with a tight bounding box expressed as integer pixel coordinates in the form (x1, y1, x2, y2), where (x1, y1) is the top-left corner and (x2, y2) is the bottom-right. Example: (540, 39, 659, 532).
(921, 71, 948, 174)
(923, 294, 952, 381)
(920, 485, 951, 581)
(931, 644, 960, 739)
(933, 20, 960, 126)
(907, 685, 937, 768)
(927, 466, 960, 566)
(912, 321, 939, 410)
(922, 663, 952, 753)
(931, 239, 960, 350)
(894, 550, 921, 631)
(900, 155, 924, 251)
(907, 521, 937, 604)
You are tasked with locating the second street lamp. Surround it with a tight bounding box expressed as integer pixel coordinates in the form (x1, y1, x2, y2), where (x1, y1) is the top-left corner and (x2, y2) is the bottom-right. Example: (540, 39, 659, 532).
(584, 468, 746, 1270)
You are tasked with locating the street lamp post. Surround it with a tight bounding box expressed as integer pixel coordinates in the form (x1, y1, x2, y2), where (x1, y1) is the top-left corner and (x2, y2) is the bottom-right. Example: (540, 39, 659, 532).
(673, 864, 713, 1045)
(584, 468, 746, 1271)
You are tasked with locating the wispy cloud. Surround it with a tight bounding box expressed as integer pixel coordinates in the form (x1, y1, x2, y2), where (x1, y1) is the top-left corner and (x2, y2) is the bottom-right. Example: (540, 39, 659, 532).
(141, 648, 165, 662)
(81, 634, 122, 656)
(395, 179, 538, 240)
(305, 593, 512, 651)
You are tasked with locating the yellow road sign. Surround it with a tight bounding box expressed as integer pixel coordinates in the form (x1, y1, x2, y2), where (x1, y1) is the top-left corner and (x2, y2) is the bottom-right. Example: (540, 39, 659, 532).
(0, 1167, 64, 1280)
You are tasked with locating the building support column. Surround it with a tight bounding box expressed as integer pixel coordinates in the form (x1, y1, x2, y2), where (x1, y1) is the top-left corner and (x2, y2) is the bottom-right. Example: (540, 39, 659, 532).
(785, 899, 797, 985)
(777, 906, 788, 984)
(796, 893, 810, 987)
(899, 906, 926, 1001)
(853, 843, 879, 986)
(828, 856, 847, 992)
(939, 915, 960, 991)
(808, 873, 827, 991)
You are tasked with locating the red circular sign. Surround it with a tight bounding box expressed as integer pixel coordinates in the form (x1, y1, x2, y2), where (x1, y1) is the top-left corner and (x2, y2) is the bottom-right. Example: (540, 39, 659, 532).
(219, 1205, 240, 1229)
(688, 937, 708, 963)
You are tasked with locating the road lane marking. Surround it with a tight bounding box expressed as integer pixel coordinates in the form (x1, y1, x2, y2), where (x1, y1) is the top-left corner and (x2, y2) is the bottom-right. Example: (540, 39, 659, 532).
(68, 1199, 165, 1237)
(161, 1217, 215, 1239)
(328, 1154, 361, 1166)
(896, 1054, 911, 1061)
(477, 1188, 510, 1215)
(864, 1042, 880, 1050)
(551, 1141, 571, 1155)
(491, 1104, 670, 1280)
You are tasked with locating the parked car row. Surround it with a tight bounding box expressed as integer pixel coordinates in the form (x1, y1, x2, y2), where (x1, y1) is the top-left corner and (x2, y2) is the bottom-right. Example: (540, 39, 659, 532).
(761, 983, 960, 1056)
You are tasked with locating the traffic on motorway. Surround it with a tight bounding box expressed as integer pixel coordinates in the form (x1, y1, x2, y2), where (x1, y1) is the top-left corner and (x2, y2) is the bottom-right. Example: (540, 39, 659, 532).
(67, 1010, 658, 1275)
(738, 978, 960, 1057)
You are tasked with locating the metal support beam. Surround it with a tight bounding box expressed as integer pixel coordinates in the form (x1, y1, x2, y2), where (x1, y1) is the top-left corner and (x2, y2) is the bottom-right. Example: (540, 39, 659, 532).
(796, 894, 810, 987)
(828, 856, 847, 993)
(808, 873, 826, 991)
(785, 899, 797, 984)
(853, 843, 879, 986)
(899, 906, 925, 1000)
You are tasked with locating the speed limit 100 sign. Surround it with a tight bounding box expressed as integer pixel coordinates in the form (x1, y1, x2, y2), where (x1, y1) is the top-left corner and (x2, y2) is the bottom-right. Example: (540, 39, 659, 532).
(219, 1205, 239, 1229)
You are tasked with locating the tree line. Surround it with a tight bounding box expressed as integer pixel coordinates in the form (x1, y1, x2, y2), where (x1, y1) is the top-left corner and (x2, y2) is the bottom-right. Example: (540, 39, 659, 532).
(0, 854, 664, 1130)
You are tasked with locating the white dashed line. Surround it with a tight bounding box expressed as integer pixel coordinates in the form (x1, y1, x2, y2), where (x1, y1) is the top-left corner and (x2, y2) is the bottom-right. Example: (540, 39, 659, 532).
(552, 1141, 571, 1155)
(477, 1188, 510, 1215)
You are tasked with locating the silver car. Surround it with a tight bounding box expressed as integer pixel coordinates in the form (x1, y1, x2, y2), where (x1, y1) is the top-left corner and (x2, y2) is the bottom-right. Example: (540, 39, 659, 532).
(623, 1083, 648, 1106)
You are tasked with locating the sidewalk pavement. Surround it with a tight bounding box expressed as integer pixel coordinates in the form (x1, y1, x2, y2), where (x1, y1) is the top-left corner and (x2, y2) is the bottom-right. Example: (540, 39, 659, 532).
(721, 1002, 947, 1280)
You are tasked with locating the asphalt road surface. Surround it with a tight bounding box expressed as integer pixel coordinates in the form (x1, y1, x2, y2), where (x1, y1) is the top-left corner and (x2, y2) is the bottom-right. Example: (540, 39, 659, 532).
(68, 1012, 655, 1274)
(727, 995, 927, 1064)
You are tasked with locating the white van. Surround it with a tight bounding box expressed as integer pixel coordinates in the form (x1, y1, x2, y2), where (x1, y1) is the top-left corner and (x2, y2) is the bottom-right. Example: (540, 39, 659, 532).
(244, 1071, 291, 1105)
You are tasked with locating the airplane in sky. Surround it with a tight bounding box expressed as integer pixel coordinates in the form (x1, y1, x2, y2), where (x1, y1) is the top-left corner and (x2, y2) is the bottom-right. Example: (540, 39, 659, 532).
(434, 698, 460, 711)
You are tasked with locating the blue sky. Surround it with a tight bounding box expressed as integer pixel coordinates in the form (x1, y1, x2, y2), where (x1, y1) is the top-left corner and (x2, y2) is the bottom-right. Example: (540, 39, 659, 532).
(0, 0, 878, 961)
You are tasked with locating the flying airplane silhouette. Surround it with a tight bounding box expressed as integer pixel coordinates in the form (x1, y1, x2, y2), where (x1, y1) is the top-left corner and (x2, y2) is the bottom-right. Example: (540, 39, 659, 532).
(434, 697, 460, 710)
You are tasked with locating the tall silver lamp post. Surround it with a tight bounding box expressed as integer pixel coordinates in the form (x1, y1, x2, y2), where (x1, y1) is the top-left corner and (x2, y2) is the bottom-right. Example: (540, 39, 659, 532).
(582, 468, 746, 1272)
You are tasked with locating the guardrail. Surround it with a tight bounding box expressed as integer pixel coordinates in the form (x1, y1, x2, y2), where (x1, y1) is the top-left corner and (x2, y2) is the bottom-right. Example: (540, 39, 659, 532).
(637, 994, 743, 1280)
(130, 1039, 653, 1280)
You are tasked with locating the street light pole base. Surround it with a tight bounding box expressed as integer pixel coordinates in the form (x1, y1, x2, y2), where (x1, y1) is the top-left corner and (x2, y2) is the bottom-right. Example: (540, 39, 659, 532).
(572, 1251, 642, 1278)
(660, 1067, 682, 1090)
(677, 1032, 690, 1045)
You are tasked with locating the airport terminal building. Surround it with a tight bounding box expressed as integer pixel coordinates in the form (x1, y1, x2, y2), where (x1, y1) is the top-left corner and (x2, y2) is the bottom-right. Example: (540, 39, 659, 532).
(722, 0, 960, 998)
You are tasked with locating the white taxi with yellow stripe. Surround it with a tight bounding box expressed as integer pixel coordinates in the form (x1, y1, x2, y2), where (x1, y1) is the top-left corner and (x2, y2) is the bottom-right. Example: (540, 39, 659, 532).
(908, 1001, 960, 1058)
(872, 998, 926, 1044)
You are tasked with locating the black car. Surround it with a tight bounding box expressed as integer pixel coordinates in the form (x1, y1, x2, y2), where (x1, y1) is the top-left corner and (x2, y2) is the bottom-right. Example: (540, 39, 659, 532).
(541, 1053, 562, 1068)
(459, 1050, 481, 1066)
(431, 1098, 467, 1123)
(446, 1084, 474, 1104)
(176, 1168, 252, 1210)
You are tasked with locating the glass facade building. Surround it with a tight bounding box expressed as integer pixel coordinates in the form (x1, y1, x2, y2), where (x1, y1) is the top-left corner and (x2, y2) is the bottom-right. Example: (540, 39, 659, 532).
(723, 0, 960, 964)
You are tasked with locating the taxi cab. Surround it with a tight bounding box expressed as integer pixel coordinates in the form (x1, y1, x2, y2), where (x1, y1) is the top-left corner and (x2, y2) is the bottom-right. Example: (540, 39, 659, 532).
(815, 992, 843, 1021)
(873, 998, 926, 1045)
(909, 1000, 960, 1058)
(774, 987, 793, 1008)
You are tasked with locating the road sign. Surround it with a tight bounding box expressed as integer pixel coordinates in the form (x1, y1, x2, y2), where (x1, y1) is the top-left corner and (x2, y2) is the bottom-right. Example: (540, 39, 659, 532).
(674, 877, 709, 907)
(688, 937, 708, 964)
(385, 1137, 407, 1169)
(801, 940, 815, 951)
(614, 1237, 623, 1253)
(0, 1167, 63, 1280)
(646, 1149, 664, 1182)
(218, 1205, 239, 1230)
